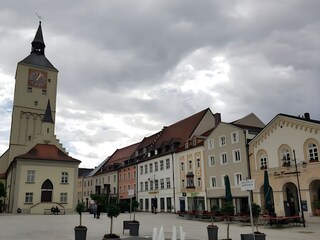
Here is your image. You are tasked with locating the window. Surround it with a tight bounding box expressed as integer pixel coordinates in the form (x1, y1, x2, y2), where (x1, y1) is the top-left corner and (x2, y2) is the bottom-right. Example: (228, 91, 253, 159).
(128, 185, 130, 190)
(197, 177, 201, 187)
(208, 155, 215, 166)
(34, 101, 38, 106)
(140, 166, 143, 175)
(181, 179, 185, 188)
(308, 143, 318, 161)
(25, 192, 33, 203)
(166, 158, 170, 169)
(196, 158, 200, 168)
(27, 87, 32, 92)
(210, 176, 217, 188)
(188, 160, 192, 169)
(155, 179, 159, 189)
(154, 162, 159, 171)
(231, 132, 239, 144)
(61, 172, 68, 183)
(166, 177, 171, 188)
(145, 181, 148, 191)
(123, 173, 126, 180)
(42, 89, 47, 95)
(234, 173, 242, 186)
(186, 173, 194, 188)
(150, 180, 154, 190)
(181, 161, 184, 171)
(233, 149, 241, 162)
(113, 175, 116, 182)
(27, 170, 35, 182)
(144, 165, 148, 174)
(208, 139, 214, 149)
(128, 172, 131, 179)
(259, 152, 268, 169)
(60, 193, 67, 203)
(219, 135, 226, 147)
(140, 182, 143, 191)
(149, 163, 153, 173)
(281, 148, 291, 166)
(220, 153, 228, 165)
(160, 179, 165, 189)
(160, 160, 164, 170)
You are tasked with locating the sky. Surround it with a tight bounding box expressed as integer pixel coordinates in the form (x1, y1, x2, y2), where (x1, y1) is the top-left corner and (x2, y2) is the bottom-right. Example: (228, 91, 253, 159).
(0, 0, 319, 168)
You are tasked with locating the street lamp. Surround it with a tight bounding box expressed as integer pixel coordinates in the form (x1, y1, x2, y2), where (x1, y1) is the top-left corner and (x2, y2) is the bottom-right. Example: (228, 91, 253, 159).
(293, 150, 306, 228)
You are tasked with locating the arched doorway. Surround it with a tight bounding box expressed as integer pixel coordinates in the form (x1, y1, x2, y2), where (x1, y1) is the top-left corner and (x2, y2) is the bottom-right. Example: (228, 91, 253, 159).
(282, 182, 298, 216)
(309, 179, 320, 215)
(41, 179, 53, 202)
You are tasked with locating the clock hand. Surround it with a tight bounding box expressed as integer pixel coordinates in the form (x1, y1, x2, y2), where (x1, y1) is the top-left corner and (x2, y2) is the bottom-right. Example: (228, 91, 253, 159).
(36, 74, 42, 81)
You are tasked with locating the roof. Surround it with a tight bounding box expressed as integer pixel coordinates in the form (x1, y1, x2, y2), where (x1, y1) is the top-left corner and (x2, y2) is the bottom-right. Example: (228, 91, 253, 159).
(100, 142, 140, 172)
(78, 168, 94, 177)
(16, 144, 80, 163)
(154, 108, 210, 148)
(42, 100, 54, 123)
(19, 22, 58, 71)
(231, 113, 265, 129)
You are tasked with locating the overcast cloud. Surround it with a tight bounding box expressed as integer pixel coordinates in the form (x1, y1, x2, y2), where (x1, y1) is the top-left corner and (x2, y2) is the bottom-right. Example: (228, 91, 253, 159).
(0, 0, 319, 168)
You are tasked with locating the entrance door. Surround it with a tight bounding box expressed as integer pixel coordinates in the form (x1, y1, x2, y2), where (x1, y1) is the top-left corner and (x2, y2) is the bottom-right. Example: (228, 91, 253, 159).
(41, 179, 53, 202)
(179, 198, 186, 212)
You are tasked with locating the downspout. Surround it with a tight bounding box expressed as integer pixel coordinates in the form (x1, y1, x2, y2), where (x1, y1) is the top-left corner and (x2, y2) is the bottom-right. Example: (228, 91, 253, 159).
(171, 152, 176, 213)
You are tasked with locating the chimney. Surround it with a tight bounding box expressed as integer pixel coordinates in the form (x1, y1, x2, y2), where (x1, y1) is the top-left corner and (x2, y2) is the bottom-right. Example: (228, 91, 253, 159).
(214, 113, 221, 126)
(304, 112, 310, 120)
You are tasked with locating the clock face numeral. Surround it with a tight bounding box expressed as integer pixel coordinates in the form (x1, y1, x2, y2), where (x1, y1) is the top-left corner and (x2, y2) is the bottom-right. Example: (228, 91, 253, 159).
(28, 69, 48, 88)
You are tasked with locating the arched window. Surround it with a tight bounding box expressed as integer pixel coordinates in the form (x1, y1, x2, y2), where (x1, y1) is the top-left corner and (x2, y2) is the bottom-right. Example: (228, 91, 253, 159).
(257, 150, 268, 170)
(41, 179, 53, 202)
(279, 145, 292, 167)
(304, 139, 319, 163)
(308, 143, 319, 162)
(186, 172, 195, 188)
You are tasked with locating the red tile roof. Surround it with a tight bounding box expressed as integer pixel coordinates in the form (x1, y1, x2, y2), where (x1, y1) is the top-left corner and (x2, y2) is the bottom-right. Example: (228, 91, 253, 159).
(155, 108, 210, 148)
(16, 144, 81, 163)
(0, 173, 6, 179)
(103, 142, 140, 168)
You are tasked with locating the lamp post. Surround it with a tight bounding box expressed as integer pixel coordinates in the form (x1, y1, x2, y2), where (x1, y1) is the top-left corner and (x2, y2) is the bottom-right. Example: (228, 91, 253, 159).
(293, 150, 306, 228)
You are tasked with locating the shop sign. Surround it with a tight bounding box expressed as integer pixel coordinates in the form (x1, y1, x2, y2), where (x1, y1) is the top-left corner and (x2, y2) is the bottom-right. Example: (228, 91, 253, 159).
(273, 170, 300, 178)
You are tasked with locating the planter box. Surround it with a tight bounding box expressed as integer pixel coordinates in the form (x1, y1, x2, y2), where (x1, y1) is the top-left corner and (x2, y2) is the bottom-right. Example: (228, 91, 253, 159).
(240, 233, 266, 240)
(74, 226, 87, 240)
(207, 225, 218, 240)
(129, 222, 140, 236)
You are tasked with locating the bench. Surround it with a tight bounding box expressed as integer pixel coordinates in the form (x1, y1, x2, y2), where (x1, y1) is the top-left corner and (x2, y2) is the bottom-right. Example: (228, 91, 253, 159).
(44, 208, 65, 215)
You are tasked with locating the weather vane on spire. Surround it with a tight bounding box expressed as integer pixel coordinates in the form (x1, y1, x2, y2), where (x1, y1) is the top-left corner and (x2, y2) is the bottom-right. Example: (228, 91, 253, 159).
(35, 13, 43, 22)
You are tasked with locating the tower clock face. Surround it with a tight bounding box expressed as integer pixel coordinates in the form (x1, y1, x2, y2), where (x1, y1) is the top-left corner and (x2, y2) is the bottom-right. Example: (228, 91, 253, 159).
(28, 69, 48, 88)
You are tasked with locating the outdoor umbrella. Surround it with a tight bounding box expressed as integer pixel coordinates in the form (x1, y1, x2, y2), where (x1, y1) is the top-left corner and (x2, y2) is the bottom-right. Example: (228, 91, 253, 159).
(264, 170, 275, 215)
(224, 175, 233, 203)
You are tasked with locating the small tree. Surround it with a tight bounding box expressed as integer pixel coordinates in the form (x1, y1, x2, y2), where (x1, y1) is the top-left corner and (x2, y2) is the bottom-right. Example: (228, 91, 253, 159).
(209, 205, 220, 227)
(104, 203, 121, 238)
(132, 200, 139, 222)
(75, 202, 86, 227)
(221, 202, 234, 240)
(251, 203, 262, 233)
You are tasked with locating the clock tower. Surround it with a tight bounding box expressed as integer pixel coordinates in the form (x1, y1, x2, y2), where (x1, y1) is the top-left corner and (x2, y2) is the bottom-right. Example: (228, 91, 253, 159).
(1, 21, 65, 169)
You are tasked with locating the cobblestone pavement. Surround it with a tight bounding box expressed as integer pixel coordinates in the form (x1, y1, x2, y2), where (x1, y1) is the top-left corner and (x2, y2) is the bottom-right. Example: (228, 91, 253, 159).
(0, 212, 319, 240)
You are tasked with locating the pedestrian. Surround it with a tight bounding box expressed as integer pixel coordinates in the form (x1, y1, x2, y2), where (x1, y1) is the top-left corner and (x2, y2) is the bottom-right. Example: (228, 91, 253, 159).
(92, 202, 97, 218)
(96, 202, 102, 219)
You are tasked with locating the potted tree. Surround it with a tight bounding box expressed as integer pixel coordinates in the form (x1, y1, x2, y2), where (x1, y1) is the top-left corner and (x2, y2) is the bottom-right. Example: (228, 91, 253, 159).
(207, 205, 219, 240)
(74, 202, 87, 240)
(221, 202, 234, 240)
(129, 200, 140, 236)
(103, 203, 121, 239)
(240, 203, 266, 240)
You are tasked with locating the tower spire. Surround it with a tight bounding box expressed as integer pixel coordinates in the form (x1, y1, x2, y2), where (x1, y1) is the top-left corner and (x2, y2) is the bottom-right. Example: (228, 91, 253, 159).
(42, 100, 54, 123)
(31, 21, 46, 55)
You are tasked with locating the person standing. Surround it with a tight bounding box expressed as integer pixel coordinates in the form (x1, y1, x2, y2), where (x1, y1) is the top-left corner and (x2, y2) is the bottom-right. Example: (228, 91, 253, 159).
(96, 202, 102, 219)
(92, 202, 97, 218)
